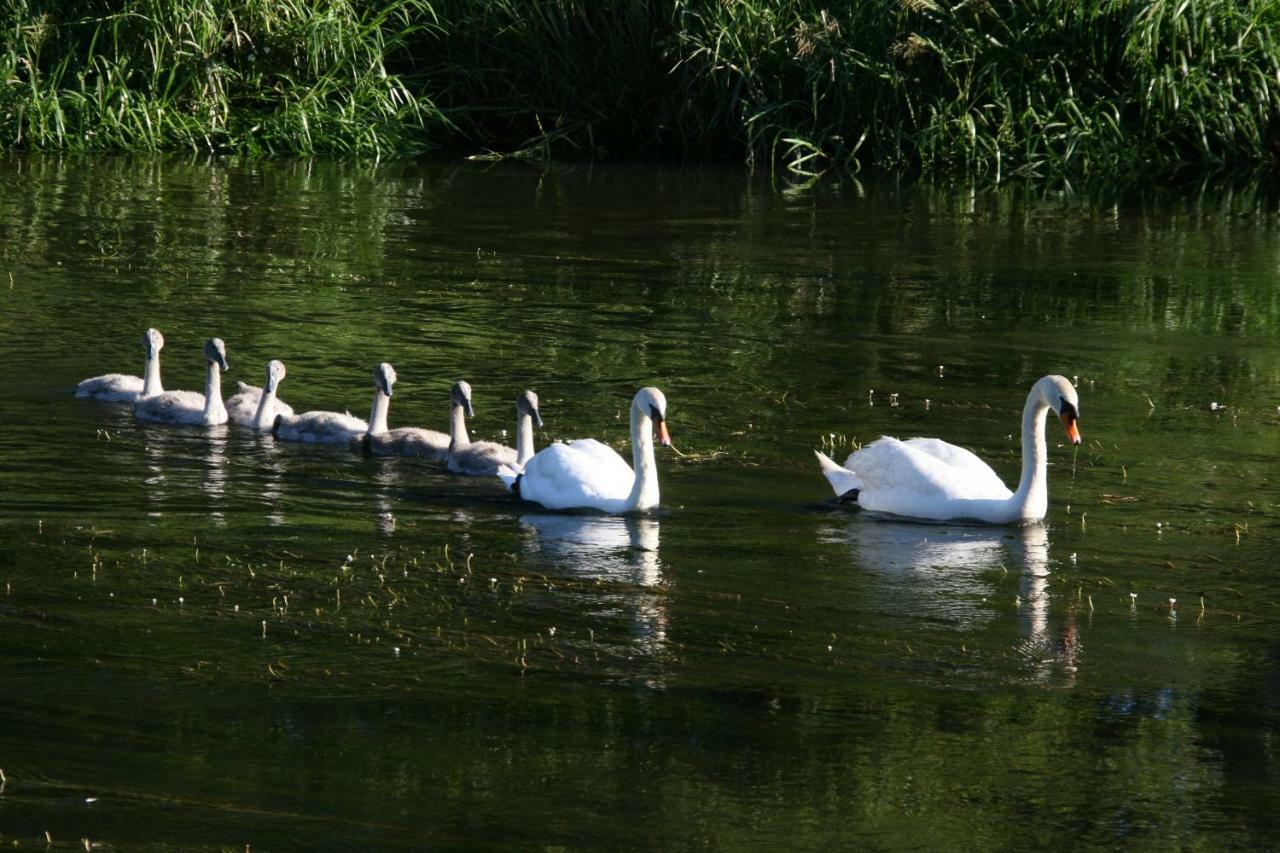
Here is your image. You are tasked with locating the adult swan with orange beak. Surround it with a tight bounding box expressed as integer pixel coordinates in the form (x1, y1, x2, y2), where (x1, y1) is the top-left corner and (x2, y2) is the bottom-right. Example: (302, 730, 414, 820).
(815, 375, 1082, 525)
(498, 387, 671, 514)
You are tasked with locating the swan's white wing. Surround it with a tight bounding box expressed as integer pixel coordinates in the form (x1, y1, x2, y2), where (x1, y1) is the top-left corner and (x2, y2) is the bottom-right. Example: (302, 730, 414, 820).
(369, 427, 450, 459)
(561, 439, 634, 477)
(275, 410, 367, 443)
(449, 440, 517, 477)
(135, 390, 206, 424)
(897, 437, 1009, 496)
(76, 373, 144, 402)
(517, 441, 634, 511)
(845, 437, 1012, 518)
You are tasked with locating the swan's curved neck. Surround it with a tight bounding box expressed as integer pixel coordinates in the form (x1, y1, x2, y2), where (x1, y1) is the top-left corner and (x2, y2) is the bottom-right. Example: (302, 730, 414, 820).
(449, 400, 470, 451)
(252, 382, 278, 430)
(204, 362, 225, 420)
(515, 410, 535, 466)
(368, 390, 390, 436)
(142, 350, 163, 396)
(627, 405, 660, 511)
(1010, 391, 1050, 520)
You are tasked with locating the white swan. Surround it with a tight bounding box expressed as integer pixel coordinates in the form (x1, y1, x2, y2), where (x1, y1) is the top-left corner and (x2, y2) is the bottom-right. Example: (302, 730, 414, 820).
(228, 360, 293, 430)
(134, 338, 230, 426)
(498, 387, 670, 514)
(76, 328, 165, 402)
(814, 374, 1081, 524)
(272, 362, 391, 444)
(448, 389, 543, 476)
(227, 360, 294, 427)
(364, 377, 470, 460)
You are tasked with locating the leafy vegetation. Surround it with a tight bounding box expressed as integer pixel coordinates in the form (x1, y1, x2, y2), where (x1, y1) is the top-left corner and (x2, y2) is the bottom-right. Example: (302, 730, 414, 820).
(4, 0, 1280, 178)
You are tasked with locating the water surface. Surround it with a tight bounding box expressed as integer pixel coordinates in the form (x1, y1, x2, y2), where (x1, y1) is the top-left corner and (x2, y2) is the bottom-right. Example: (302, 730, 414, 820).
(2, 157, 1280, 848)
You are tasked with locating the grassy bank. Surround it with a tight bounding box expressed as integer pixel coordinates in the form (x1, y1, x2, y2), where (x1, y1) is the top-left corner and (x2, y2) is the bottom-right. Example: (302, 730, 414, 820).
(4, 0, 1280, 178)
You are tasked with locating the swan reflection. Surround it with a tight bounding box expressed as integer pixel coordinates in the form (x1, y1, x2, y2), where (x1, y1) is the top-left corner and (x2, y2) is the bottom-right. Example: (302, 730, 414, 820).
(519, 513, 667, 654)
(820, 520, 1078, 682)
(254, 434, 289, 527)
(200, 424, 230, 526)
(140, 423, 231, 524)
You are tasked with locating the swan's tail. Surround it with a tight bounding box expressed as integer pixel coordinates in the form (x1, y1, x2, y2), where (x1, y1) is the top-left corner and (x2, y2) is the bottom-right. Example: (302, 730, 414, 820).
(235, 380, 254, 395)
(496, 464, 521, 493)
(814, 450, 862, 502)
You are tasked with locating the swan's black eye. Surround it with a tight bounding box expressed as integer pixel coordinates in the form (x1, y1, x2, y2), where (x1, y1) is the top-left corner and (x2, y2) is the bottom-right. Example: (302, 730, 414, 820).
(650, 404, 664, 423)
(1059, 397, 1078, 421)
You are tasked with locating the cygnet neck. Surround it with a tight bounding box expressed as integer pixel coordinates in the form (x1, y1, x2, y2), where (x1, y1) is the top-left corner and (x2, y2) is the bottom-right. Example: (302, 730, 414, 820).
(449, 399, 470, 451)
(142, 349, 163, 397)
(368, 389, 391, 436)
(204, 361, 226, 422)
(252, 379, 278, 430)
(515, 408, 535, 466)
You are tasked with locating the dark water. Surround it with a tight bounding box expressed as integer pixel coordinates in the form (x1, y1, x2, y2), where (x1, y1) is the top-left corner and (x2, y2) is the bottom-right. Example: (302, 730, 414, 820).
(2, 156, 1280, 848)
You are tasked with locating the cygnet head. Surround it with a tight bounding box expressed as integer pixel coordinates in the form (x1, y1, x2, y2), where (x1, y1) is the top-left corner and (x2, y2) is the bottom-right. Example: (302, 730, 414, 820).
(143, 328, 165, 358)
(1036, 374, 1081, 445)
(516, 390, 543, 428)
(452, 380, 474, 418)
(265, 359, 286, 392)
(632, 387, 671, 447)
(204, 338, 229, 371)
(375, 362, 397, 397)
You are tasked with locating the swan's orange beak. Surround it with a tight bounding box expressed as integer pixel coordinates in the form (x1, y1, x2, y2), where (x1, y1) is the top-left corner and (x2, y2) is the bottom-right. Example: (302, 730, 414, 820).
(656, 418, 671, 447)
(1061, 412, 1081, 445)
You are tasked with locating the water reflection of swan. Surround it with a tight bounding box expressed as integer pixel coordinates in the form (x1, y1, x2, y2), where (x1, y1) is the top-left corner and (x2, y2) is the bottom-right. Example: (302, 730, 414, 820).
(519, 514, 667, 652)
(201, 424, 230, 526)
(139, 423, 231, 524)
(255, 435, 289, 527)
(819, 520, 1077, 682)
(520, 514, 661, 584)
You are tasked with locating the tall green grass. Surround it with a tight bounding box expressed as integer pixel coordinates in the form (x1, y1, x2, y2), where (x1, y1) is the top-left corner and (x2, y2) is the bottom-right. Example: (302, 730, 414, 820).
(4, 0, 1280, 178)
(1, 0, 445, 156)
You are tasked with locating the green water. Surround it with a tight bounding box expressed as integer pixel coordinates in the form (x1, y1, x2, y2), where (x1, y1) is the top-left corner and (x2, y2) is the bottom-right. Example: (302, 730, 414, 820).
(3, 156, 1280, 849)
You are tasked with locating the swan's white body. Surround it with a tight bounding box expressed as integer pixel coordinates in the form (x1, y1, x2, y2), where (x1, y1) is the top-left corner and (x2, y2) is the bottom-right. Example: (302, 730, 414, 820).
(273, 363, 389, 445)
(364, 375, 465, 460)
(274, 410, 367, 444)
(369, 426, 451, 458)
(815, 375, 1082, 525)
(134, 338, 229, 426)
(448, 389, 542, 477)
(76, 328, 165, 402)
(229, 361, 292, 430)
(227, 381, 294, 427)
(498, 387, 670, 514)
